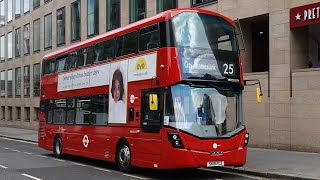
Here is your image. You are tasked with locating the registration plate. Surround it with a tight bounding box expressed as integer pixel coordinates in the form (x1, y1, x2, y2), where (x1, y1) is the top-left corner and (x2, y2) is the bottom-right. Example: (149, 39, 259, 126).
(207, 161, 224, 167)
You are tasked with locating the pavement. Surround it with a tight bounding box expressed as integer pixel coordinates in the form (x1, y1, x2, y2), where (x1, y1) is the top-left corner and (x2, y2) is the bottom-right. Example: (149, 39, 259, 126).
(0, 126, 319, 180)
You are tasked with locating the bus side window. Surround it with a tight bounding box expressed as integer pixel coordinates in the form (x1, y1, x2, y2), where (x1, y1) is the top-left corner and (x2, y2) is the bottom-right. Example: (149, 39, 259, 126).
(116, 31, 138, 57)
(68, 52, 77, 69)
(47, 99, 54, 124)
(49, 59, 55, 74)
(139, 24, 160, 51)
(53, 99, 66, 124)
(75, 96, 91, 125)
(66, 98, 75, 124)
(76, 49, 85, 67)
(91, 94, 108, 125)
(82, 46, 94, 65)
(94, 39, 115, 63)
(56, 56, 68, 73)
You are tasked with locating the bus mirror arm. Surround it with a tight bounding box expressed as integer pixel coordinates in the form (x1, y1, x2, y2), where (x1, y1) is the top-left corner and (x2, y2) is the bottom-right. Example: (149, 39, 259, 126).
(244, 79, 263, 96)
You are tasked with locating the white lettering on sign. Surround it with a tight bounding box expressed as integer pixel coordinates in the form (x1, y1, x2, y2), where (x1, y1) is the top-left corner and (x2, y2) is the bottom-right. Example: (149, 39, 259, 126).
(58, 63, 110, 92)
(303, 7, 320, 20)
(184, 61, 217, 71)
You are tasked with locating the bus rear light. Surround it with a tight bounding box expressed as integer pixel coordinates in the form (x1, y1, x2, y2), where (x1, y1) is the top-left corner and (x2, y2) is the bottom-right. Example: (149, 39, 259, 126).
(244, 132, 249, 146)
(168, 132, 184, 149)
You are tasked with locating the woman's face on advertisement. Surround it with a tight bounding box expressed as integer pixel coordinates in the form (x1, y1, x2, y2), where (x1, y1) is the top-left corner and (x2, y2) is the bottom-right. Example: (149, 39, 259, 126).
(113, 79, 120, 102)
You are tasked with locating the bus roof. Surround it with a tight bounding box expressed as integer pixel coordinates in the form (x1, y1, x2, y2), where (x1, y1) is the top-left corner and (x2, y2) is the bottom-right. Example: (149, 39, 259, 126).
(42, 8, 235, 61)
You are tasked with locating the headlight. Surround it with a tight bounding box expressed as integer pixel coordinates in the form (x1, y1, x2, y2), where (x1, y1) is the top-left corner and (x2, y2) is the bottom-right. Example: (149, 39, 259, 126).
(244, 132, 249, 146)
(168, 132, 184, 149)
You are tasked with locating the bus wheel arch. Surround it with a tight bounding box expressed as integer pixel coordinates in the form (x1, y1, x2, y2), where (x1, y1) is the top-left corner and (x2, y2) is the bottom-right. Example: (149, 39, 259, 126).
(53, 134, 63, 159)
(116, 138, 132, 173)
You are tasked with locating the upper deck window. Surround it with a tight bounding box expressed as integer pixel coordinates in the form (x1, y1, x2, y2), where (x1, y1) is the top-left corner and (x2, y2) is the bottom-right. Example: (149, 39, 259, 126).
(172, 12, 238, 52)
(139, 24, 160, 51)
(43, 59, 55, 75)
(94, 39, 115, 63)
(116, 31, 138, 57)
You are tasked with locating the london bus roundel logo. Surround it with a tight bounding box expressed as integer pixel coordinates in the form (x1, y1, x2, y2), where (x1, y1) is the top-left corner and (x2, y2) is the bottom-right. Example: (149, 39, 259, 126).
(83, 135, 89, 148)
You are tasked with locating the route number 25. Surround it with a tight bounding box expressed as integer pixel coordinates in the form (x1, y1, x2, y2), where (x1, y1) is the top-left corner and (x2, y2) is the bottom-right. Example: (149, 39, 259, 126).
(223, 64, 234, 75)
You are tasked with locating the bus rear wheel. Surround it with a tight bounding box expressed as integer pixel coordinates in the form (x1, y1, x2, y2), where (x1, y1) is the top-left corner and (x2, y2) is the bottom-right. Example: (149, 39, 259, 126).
(53, 136, 63, 159)
(117, 140, 132, 173)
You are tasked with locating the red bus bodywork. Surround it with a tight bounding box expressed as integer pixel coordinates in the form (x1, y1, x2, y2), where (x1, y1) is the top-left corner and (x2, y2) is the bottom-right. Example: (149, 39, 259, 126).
(38, 8, 247, 170)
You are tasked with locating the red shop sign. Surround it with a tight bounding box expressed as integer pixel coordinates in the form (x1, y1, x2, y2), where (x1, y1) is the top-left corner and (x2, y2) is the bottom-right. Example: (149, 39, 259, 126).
(290, 2, 320, 28)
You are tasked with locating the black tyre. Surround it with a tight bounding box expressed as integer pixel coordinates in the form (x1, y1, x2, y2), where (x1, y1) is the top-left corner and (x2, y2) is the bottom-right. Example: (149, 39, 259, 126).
(53, 136, 63, 159)
(116, 140, 132, 173)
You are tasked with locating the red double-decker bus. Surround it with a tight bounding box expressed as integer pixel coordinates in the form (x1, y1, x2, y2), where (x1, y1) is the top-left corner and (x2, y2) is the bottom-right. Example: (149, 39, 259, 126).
(38, 8, 250, 172)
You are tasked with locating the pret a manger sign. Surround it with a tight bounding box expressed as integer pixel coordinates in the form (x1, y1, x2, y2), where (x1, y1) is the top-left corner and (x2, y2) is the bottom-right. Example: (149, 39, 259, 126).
(57, 53, 157, 92)
(290, 2, 320, 28)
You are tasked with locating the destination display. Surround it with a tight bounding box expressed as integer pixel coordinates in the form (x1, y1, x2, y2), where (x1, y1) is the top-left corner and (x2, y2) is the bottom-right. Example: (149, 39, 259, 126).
(178, 47, 240, 82)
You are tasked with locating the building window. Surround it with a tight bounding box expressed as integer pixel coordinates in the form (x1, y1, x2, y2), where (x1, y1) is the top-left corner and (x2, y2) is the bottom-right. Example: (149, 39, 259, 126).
(157, 0, 177, 12)
(33, 63, 40, 96)
(71, 0, 81, 42)
(8, 32, 12, 60)
(34, 108, 39, 121)
(0, 35, 4, 62)
(7, 69, 12, 97)
(23, 24, 30, 55)
(130, 0, 146, 23)
(15, 0, 20, 18)
(8, 0, 12, 22)
(44, 13, 52, 49)
(15, 67, 21, 96)
(34, 0, 40, 9)
(24, 0, 30, 13)
(0, 71, 4, 97)
(56, 7, 65, 46)
(33, 18, 40, 52)
(44, 0, 51, 4)
(24, 65, 30, 96)
(16, 107, 21, 120)
(25, 107, 30, 121)
(107, 0, 120, 31)
(15, 28, 20, 57)
(1, 106, 4, 119)
(191, 0, 216, 7)
(0, 1, 4, 26)
(87, 0, 99, 36)
(8, 106, 12, 120)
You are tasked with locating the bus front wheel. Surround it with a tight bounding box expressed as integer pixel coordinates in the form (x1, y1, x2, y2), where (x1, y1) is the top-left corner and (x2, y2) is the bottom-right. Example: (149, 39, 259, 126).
(116, 140, 132, 173)
(53, 135, 63, 159)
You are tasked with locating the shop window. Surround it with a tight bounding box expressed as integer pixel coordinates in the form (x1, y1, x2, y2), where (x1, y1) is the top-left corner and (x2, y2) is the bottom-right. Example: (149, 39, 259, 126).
(16, 107, 21, 120)
(87, 0, 99, 36)
(107, 0, 120, 31)
(157, 0, 177, 13)
(44, 13, 52, 49)
(25, 107, 30, 121)
(71, 0, 81, 42)
(130, 0, 146, 23)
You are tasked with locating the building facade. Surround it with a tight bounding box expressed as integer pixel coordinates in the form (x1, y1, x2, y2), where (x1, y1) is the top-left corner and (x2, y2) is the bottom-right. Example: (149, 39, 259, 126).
(0, 0, 320, 153)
